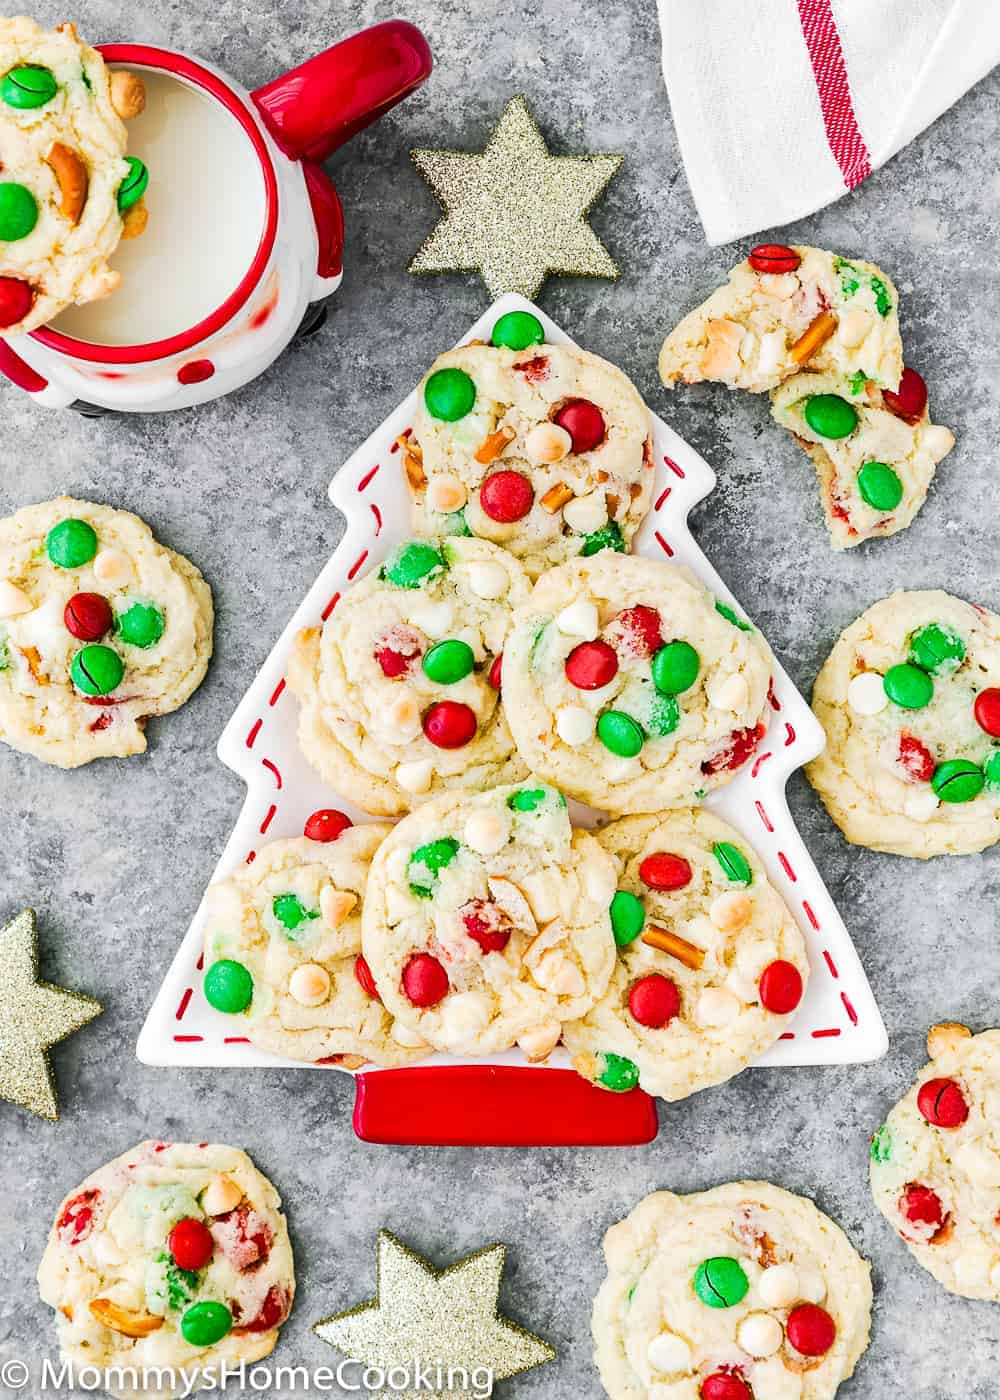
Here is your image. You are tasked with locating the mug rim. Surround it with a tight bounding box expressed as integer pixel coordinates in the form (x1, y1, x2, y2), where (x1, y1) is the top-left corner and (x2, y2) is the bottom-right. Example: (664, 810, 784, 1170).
(31, 44, 280, 366)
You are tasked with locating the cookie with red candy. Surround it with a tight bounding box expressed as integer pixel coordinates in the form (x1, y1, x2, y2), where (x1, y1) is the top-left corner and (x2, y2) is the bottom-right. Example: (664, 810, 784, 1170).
(870, 1023, 1000, 1300)
(38, 1141, 295, 1396)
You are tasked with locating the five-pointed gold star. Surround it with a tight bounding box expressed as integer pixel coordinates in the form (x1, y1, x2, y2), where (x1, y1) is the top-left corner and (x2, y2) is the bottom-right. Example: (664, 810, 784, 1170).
(314, 1231, 555, 1398)
(409, 94, 622, 300)
(0, 909, 103, 1121)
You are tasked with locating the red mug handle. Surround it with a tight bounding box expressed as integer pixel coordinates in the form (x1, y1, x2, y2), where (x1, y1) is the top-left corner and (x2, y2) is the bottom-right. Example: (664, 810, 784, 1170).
(251, 19, 432, 164)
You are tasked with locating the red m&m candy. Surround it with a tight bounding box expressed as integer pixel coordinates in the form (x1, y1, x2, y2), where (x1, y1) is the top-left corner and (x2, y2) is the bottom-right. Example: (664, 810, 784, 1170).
(480, 470, 533, 522)
(917, 1077, 969, 1128)
(553, 399, 606, 453)
(240, 1284, 291, 1333)
(900, 1183, 944, 1228)
(169, 1217, 214, 1271)
(423, 700, 477, 748)
(304, 809, 352, 842)
(758, 960, 803, 1014)
(565, 640, 618, 690)
(64, 592, 112, 642)
(974, 688, 1000, 738)
(883, 367, 928, 422)
(638, 852, 692, 891)
(461, 899, 512, 954)
(628, 974, 680, 1028)
(701, 723, 765, 775)
(786, 1304, 836, 1357)
(402, 953, 449, 1007)
(898, 733, 935, 782)
(488, 653, 503, 690)
(354, 955, 380, 1001)
(748, 243, 801, 274)
(0, 275, 33, 328)
(612, 605, 663, 657)
(701, 1372, 752, 1400)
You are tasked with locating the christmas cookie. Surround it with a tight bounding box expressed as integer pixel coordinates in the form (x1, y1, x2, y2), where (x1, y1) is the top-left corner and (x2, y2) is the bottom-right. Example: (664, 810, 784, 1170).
(360, 782, 617, 1058)
(405, 316, 654, 578)
(771, 367, 954, 549)
(870, 1022, 1000, 1301)
(0, 497, 213, 768)
(38, 1140, 294, 1399)
(502, 554, 774, 814)
(593, 1182, 872, 1400)
(808, 590, 1000, 857)
(659, 244, 902, 395)
(563, 810, 807, 1100)
(0, 17, 149, 334)
(288, 537, 529, 817)
(201, 820, 430, 1067)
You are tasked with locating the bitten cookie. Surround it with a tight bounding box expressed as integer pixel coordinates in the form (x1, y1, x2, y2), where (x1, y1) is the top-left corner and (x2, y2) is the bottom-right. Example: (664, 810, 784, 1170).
(563, 810, 807, 1100)
(37, 1140, 294, 1400)
(807, 590, 1000, 857)
(659, 244, 902, 395)
(288, 537, 529, 816)
(0, 17, 149, 334)
(592, 1183, 872, 1400)
(0, 497, 213, 767)
(771, 367, 954, 549)
(406, 312, 654, 578)
(502, 554, 774, 814)
(201, 822, 429, 1067)
(361, 782, 616, 1058)
(870, 1022, 1000, 1301)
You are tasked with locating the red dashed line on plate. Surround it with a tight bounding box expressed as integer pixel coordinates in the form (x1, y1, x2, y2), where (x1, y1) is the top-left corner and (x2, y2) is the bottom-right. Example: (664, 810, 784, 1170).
(174, 1035, 203, 1043)
(769, 685, 782, 712)
(822, 950, 839, 978)
(654, 487, 672, 511)
(654, 531, 674, 558)
(778, 851, 797, 882)
(371, 503, 383, 534)
(664, 455, 685, 478)
(357, 464, 380, 491)
(841, 992, 858, 1025)
(347, 550, 368, 580)
(269, 678, 286, 707)
(784, 722, 796, 746)
(196, 953, 204, 972)
(754, 800, 774, 833)
(224, 1037, 251, 1044)
(246, 718, 262, 748)
(175, 988, 193, 1021)
(779, 1031, 796, 1041)
(260, 804, 277, 835)
(812, 1027, 841, 1039)
(261, 758, 282, 790)
(245, 850, 256, 863)
(321, 591, 341, 621)
(751, 751, 772, 779)
(802, 900, 820, 931)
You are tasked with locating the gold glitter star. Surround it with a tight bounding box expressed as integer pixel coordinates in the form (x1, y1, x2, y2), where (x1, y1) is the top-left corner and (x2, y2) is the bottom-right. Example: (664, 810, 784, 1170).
(0, 909, 102, 1121)
(313, 1231, 555, 1398)
(409, 94, 622, 300)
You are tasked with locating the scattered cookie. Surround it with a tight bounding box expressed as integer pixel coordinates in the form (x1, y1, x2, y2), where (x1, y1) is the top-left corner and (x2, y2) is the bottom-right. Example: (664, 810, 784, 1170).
(0, 497, 213, 768)
(592, 1183, 872, 1400)
(37, 1140, 294, 1398)
(563, 810, 807, 1099)
(360, 782, 616, 1058)
(288, 537, 529, 816)
(0, 17, 149, 334)
(502, 554, 774, 814)
(808, 590, 1000, 856)
(201, 820, 429, 1067)
(870, 1023, 1000, 1301)
(771, 367, 954, 548)
(659, 244, 902, 394)
(407, 313, 654, 577)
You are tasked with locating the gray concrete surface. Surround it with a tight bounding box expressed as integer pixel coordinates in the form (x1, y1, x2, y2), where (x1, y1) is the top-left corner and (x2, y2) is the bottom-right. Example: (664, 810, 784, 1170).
(1, 0, 998, 1395)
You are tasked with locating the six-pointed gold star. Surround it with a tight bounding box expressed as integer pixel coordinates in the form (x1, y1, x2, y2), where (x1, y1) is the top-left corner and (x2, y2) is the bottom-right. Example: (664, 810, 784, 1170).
(409, 94, 622, 300)
(0, 908, 102, 1121)
(313, 1231, 555, 1398)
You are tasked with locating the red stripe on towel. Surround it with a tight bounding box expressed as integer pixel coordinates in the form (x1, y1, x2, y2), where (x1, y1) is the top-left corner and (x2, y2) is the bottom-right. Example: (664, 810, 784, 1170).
(796, 0, 872, 189)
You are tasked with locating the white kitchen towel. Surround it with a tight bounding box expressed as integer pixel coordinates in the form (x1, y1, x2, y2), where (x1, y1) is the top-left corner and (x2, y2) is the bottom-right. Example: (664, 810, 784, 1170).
(658, 0, 1000, 245)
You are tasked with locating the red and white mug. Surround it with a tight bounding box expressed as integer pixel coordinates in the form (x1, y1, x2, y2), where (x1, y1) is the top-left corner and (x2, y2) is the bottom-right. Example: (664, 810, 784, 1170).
(0, 20, 432, 412)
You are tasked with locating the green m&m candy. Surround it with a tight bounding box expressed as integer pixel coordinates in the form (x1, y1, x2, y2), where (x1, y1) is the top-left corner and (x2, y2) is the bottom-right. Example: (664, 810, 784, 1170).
(180, 1300, 233, 1347)
(598, 1052, 639, 1092)
(597, 710, 644, 758)
(694, 1256, 749, 1309)
(803, 394, 858, 440)
(507, 788, 547, 812)
(492, 310, 544, 351)
(47, 517, 97, 568)
(1, 65, 57, 109)
(0, 182, 38, 241)
(117, 156, 149, 213)
(883, 663, 933, 710)
(610, 891, 644, 947)
(203, 959, 253, 1014)
(71, 644, 124, 696)
(909, 623, 965, 676)
(422, 638, 474, 684)
(715, 600, 752, 632)
(273, 893, 319, 933)
(984, 752, 1000, 792)
(381, 540, 445, 589)
(646, 693, 680, 737)
(713, 841, 752, 887)
(870, 1123, 892, 1163)
(443, 509, 472, 537)
(652, 641, 700, 695)
(117, 602, 164, 649)
(424, 367, 476, 421)
(931, 759, 985, 804)
(580, 520, 625, 557)
(856, 462, 903, 511)
(408, 836, 460, 895)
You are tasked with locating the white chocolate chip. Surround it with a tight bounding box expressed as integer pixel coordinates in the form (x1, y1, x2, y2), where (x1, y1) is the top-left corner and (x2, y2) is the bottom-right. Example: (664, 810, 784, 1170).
(708, 672, 749, 713)
(646, 1332, 692, 1374)
(757, 330, 785, 375)
(407, 599, 453, 639)
(463, 807, 511, 856)
(737, 1312, 783, 1358)
(0, 580, 32, 618)
(710, 891, 753, 933)
(556, 705, 596, 746)
(396, 759, 434, 794)
(440, 991, 492, 1043)
(758, 1263, 800, 1308)
(920, 425, 955, 461)
(92, 548, 134, 587)
(605, 756, 641, 783)
(903, 789, 939, 824)
(201, 1174, 243, 1217)
(517, 1019, 561, 1062)
(289, 963, 331, 1006)
(392, 1021, 429, 1048)
(93, 1234, 125, 1267)
(563, 491, 609, 535)
(697, 986, 741, 1027)
(524, 422, 571, 465)
(837, 308, 872, 348)
(797, 1269, 827, 1304)
(386, 693, 421, 742)
(465, 560, 509, 600)
(426, 474, 468, 513)
(533, 951, 585, 997)
(847, 671, 887, 716)
(320, 886, 356, 928)
(555, 599, 599, 639)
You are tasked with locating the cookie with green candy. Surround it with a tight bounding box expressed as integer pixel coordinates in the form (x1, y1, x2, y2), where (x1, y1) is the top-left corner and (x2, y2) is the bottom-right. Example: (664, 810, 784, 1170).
(0, 496, 212, 768)
(38, 1140, 295, 1388)
(564, 809, 806, 1102)
(808, 590, 1000, 857)
(408, 334, 653, 578)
